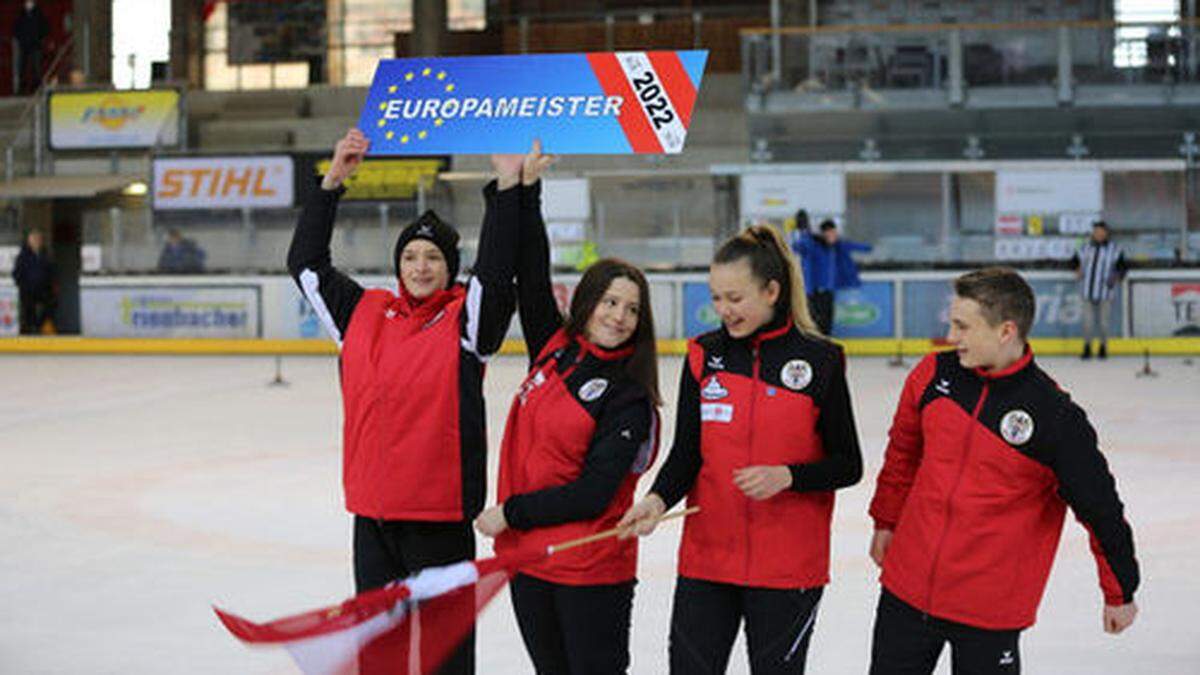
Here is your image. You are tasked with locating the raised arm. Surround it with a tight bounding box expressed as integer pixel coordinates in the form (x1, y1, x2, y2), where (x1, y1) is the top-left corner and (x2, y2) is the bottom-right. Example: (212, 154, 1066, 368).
(459, 155, 522, 359)
(516, 141, 562, 364)
(286, 129, 367, 347)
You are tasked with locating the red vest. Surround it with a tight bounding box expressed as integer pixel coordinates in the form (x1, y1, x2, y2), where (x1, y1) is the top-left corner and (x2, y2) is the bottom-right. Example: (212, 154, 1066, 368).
(678, 323, 839, 589)
(340, 286, 474, 521)
(495, 330, 657, 585)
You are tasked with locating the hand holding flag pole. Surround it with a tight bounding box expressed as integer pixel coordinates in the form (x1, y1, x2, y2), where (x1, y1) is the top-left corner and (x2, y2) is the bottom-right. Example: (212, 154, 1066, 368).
(215, 507, 699, 675)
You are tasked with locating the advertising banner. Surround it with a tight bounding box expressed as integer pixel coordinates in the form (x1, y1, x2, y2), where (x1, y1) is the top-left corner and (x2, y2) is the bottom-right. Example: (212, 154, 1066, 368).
(82, 286, 261, 338)
(995, 169, 1102, 214)
(1131, 280, 1200, 337)
(739, 172, 846, 223)
(903, 277, 1123, 339)
(49, 90, 180, 149)
(153, 156, 294, 210)
(302, 156, 446, 201)
(0, 287, 16, 336)
(357, 52, 708, 155)
(832, 282, 894, 338)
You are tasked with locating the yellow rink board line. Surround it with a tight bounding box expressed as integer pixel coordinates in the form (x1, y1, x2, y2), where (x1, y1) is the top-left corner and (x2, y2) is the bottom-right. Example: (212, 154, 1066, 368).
(1, 336, 1197, 356)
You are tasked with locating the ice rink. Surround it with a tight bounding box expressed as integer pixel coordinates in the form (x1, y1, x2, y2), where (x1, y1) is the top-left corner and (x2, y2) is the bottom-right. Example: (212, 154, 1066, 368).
(2, 352, 1197, 674)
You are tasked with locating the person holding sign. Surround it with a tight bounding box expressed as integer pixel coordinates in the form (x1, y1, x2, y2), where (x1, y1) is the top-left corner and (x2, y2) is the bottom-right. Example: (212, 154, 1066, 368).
(474, 141, 662, 675)
(287, 128, 521, 675)
(619, 225, 864, 674)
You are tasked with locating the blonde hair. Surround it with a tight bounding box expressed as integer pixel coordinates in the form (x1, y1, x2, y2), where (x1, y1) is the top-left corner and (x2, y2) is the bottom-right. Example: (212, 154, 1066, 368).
(714, 224, 820, 335)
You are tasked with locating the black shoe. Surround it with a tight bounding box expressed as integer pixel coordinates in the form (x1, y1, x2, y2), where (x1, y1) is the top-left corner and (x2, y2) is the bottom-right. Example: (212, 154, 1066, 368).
(1081, 343, 1092, 360)
(1098, 344, 1107, 359)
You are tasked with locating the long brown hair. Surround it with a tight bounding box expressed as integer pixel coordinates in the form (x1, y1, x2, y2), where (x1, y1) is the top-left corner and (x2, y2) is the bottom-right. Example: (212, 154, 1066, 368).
(713, 225, 819, 335)
(564, 258, 661, 405)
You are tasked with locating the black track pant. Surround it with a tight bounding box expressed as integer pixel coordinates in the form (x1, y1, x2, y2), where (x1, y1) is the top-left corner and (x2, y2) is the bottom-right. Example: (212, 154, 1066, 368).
(509, 573, 635, 675)
(808, 291, 835, 336)
(869, 589, 1022, 675)
(668, 576, 824, 675)
(353, 516, 476, 675)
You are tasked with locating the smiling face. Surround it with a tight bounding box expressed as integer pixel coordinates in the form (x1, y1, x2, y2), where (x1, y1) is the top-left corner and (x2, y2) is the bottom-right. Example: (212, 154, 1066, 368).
(709, 258, 780, 339)
(583, 277, 641, 349)
(398, 239, 449, 299)
(947, 295, 1013, 370)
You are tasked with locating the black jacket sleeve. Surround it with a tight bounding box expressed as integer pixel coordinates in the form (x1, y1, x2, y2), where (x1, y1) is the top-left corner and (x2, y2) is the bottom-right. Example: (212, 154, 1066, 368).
(503, 392, 652, 530)
(1050, 403, 1140, 605)
(517, 181, 564, 366)
(789, 350, 864, 492)
(649, 361, 702, 509)
(460, 181, 519, 358)
(286, 179, 364, 345)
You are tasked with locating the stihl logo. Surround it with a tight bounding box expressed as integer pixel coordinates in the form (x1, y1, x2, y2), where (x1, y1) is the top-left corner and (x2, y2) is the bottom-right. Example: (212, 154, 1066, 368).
(159, 167, 279, 199)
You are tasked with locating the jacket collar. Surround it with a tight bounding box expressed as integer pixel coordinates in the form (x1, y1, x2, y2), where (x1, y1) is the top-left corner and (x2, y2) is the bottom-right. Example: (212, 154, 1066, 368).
(973, 345, 1034, 381)
(574, 332, 636, 362)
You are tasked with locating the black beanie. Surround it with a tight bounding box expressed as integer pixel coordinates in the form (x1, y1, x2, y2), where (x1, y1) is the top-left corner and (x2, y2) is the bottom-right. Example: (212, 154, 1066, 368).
(393, 210, 460, 286)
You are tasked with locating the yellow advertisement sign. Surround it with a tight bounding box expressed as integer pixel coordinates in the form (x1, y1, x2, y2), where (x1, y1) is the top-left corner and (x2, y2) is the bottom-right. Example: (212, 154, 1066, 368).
(315, 158, 443, 200)
(49, 90, 180, 149)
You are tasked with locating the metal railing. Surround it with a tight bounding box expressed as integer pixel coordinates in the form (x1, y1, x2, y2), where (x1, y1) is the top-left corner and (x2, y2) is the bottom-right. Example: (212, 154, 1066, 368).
(4, 33, 76, 181)
(741, 19, 1200, 105)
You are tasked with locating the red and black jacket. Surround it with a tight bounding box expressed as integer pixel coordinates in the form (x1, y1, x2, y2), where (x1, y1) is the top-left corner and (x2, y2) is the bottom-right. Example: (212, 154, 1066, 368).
(286, 179, 519, 522)
(493, 181, 658, 586)
(870, 349, 1140, 630)
(651, 317, 863, 589)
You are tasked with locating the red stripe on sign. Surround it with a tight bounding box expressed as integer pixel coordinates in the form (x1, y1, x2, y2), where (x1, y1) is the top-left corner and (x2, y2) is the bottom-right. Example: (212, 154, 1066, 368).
(647, 51, 697, 128)
(586, 53, 662, 154)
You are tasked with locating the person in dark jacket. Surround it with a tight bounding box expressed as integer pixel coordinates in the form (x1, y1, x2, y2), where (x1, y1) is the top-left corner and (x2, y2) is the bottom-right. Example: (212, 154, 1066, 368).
(287, 127, 520, 675)
(12, 228, 55, 334)
(157, 229, 206, 273)
(620, 225, 864, 674)
(473, 141, 661, 675)
(791, 216, 872, 336)
(12, 0, 49, 94)
(867, 267, 1139, 675)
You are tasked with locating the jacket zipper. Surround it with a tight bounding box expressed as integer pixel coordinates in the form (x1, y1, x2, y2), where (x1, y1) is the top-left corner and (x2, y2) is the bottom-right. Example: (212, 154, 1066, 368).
(745, 343, 761, 583)
(925, 381, 990, 614)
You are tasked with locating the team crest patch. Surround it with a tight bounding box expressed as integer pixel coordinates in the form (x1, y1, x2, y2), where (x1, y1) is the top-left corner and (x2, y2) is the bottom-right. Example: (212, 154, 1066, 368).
(779, 359, 813, 391)
(578, 378, 609, 402)
(701, 375, 729, 400)
(1000, 409, 1035, 445)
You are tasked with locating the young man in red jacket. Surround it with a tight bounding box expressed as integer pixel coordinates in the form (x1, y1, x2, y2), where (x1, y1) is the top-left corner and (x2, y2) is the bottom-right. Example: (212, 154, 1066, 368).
(868, 267, 1139, 675)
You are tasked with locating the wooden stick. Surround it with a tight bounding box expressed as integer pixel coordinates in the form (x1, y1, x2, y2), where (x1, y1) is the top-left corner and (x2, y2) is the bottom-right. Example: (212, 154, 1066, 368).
(548, 506, 700, 555)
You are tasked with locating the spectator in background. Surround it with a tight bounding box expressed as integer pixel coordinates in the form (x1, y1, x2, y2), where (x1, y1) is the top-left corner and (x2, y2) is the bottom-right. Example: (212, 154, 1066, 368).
(12, 228, 54, 334)
(791, 214, 873, 336)
(12, 0, 49, 94)
(1070, 221, 1126, 360)
(158, 229, 207, 273)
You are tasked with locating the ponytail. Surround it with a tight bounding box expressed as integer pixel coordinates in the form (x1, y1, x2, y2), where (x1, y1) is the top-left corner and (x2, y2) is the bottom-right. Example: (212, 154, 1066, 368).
(714, 224, 820, 336)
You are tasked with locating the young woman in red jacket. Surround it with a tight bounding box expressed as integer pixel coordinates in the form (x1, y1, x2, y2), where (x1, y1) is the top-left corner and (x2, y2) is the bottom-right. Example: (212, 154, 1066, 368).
(474, 143, 661, 674)
(620, 225, 864, 674)
(287, 129, 522, 674)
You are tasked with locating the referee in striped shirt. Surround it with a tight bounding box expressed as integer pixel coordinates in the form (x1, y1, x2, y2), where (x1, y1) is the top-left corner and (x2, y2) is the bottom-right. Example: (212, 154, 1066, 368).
(1070, 221, 1127, 359)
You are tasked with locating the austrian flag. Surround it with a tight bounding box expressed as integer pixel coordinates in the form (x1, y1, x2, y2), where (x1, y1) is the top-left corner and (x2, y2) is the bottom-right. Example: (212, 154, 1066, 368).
(215, 551, 537, 675)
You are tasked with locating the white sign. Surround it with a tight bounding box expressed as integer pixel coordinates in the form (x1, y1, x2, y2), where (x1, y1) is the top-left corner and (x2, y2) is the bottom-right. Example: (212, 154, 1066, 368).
(1131, 280, 1200, 337)
(81, 245, 102, 273)
(740, 173, 846, 221)
(1059, 213, 1101, 235)
(0, 246, 16, 274)
(994, 237, 1079, 261)
(995, 169, 1102, 214)
(542, 178, 590, 221)
(153, 156, 294, 210)
(82, 286, 261, 338)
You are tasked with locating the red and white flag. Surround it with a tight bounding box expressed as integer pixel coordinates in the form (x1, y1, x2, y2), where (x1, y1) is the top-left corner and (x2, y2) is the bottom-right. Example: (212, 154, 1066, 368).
(215, 550, 540, 675)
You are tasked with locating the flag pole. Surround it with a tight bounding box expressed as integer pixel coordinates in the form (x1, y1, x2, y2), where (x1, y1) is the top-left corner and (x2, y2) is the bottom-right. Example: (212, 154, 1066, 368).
(547, 506, 700, 555)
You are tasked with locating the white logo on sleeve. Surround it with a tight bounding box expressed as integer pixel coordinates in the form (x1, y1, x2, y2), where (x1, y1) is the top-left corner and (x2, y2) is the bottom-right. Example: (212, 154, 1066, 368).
(578, 378, 609, 402)
(701, 375, 729, 400)
(1000, 410, 1035, 445)
(707, 355, 725, 370)
(935, 378, 951, 395)
(780, 359, 813, 391)
(998, 650, 1015, 666)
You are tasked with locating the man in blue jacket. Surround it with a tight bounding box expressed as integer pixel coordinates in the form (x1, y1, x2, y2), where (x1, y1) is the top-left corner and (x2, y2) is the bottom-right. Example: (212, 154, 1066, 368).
(791, 216, 872, 336)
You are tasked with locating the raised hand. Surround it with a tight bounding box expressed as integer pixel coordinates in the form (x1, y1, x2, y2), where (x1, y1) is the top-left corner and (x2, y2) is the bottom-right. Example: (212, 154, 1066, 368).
(322, 128, 369, 190)
(521, 139, 556, 186)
